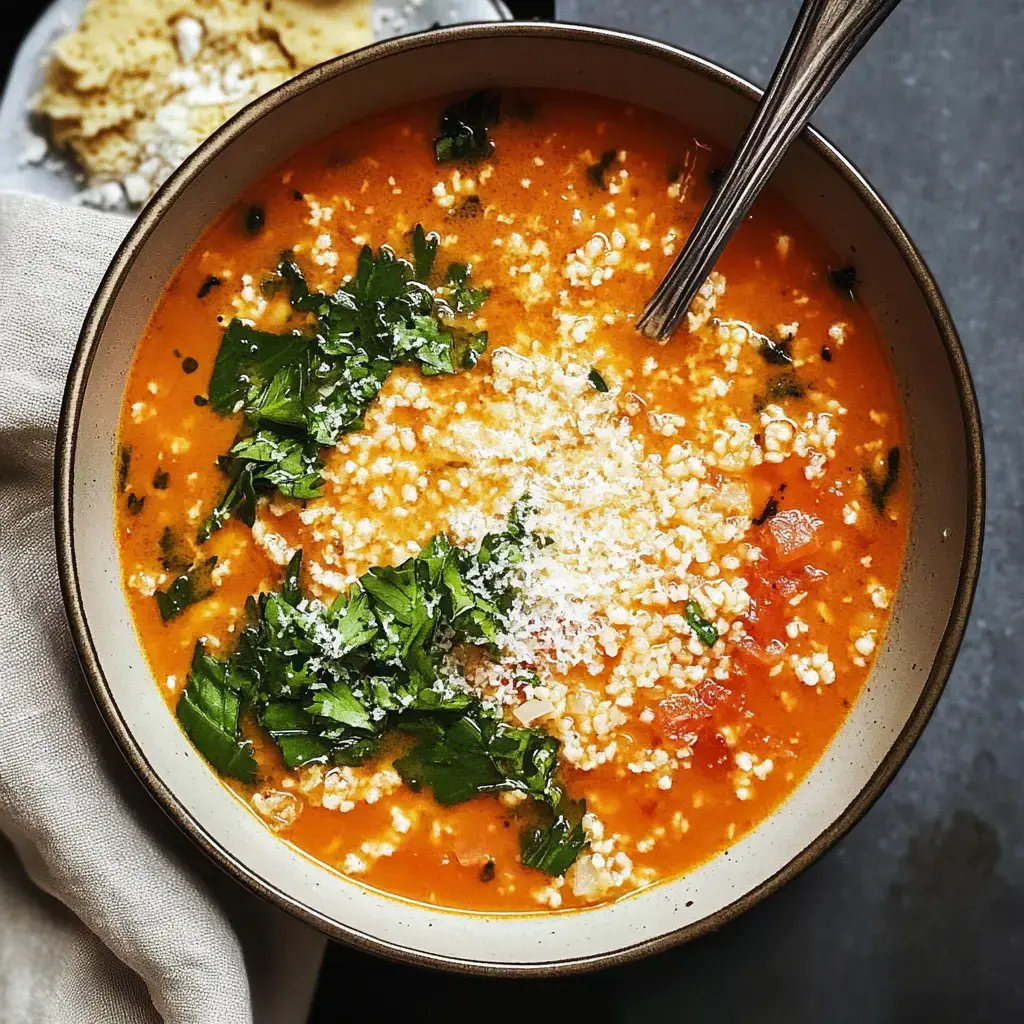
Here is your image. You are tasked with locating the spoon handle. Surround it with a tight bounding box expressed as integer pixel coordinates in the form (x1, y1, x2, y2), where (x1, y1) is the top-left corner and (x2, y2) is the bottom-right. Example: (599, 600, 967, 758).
(637, 0, 902, 341)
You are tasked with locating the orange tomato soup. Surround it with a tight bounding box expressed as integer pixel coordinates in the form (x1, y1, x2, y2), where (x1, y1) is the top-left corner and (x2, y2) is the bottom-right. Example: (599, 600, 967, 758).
(117, 90, 906, 913)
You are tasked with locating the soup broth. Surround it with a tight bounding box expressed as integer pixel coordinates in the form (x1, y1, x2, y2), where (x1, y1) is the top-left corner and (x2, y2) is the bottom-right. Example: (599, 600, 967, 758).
(116, 90, 906, 912)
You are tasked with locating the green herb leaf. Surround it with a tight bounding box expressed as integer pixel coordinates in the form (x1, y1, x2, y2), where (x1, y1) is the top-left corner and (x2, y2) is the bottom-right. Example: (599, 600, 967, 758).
(520, 799, 589, 876)
(229, 430, 324, 499)
(117, 445, 131, 492)
(260, 700, 332, 768)
(829, 264, 858, 301)
(245, 205, 265, 236)
(197, 275, 222, 299)
(758, 331, 793, 365)
(281, 549, 304, 607)
(202, 228, 490, 538)
(395, 714, 504, 805)
(176, 644, 257, 783)
(445, 263, 490, 315)
(156, 556, 218, 621)
(434, 90, 501, 163)
(158, 526, 192, 573)
(448, 194, 483, 220)
(587, 148, 618, 189)
(180, 504, 583, 873)
(208, 319, 310, 418)
(199, 461, 259, 543)
(863, 445, 901, 513)
(306, 681, 373, 731)
(685, 599, 719, 647)
(412, 224, 440, 280)
(754, 371, 806, 413)
(588, 368, 609, 393)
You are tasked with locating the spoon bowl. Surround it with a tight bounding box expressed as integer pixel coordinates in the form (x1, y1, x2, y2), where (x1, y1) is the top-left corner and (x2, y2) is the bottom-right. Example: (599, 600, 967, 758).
(639, 0, 903, 340)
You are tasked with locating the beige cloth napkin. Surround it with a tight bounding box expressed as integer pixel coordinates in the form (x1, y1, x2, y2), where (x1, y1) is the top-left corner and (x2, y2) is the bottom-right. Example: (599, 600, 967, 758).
(0, 191, 325, 1024)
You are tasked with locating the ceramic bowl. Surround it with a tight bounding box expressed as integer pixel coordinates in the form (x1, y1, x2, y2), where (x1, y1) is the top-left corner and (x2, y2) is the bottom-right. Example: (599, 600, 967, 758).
(56, 22, 984, 974)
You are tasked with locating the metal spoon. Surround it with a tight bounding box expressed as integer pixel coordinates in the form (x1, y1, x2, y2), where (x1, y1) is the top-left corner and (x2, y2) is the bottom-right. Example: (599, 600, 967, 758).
(638, 0, 902, 341)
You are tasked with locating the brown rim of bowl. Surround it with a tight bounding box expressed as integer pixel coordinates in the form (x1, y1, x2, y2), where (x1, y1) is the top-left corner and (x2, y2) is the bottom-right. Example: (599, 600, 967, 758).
(55, 20, 985, 976)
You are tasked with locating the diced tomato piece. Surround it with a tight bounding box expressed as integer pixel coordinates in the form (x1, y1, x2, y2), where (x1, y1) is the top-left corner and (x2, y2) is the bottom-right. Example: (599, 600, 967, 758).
(763, 508, 822, 563)
(742, 571, 796, 653)
(656, 681, 731, 740)
(690, 728, 732, 773)
(735, 633, 787, 665)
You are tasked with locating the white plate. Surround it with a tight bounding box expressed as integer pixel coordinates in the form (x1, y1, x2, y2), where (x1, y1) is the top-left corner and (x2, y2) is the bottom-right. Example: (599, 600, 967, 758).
(0, 0, 511, 209)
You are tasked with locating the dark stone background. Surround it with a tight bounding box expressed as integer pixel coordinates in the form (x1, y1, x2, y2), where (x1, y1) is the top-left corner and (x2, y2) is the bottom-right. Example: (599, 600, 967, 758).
(4, 1, 1018, 1020)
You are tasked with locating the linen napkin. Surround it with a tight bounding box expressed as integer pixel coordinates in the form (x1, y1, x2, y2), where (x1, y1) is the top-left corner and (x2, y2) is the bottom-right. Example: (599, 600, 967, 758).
(0, 190, 325, 1024)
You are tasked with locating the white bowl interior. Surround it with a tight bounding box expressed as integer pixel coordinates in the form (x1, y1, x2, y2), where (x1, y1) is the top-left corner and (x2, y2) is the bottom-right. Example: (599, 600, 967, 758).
(65, 30, 972, 969)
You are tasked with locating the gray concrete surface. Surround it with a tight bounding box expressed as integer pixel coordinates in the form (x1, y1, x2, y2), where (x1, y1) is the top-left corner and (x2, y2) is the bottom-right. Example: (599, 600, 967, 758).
(321, 2, 1024, 1019)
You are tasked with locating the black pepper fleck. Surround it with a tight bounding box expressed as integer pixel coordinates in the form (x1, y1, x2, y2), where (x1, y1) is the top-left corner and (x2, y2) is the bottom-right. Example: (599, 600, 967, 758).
(821, 344, 833, 362)
(752, 495, 780, 526)
(193, 395, 209, 407)
(181, 356, 199, 374)
(479, 861, 496, 883)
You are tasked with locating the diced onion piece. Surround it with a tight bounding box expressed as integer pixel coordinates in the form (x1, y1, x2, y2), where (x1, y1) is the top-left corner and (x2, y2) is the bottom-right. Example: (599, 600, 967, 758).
(571, 854, 600, 897)
(569, 690, 594, 715)
(514, 698, 556, 726)
(452, 838, 492, 868)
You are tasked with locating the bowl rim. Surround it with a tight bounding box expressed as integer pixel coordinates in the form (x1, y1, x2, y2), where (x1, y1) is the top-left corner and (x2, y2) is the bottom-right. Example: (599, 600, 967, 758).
(55, 19, 985, 975)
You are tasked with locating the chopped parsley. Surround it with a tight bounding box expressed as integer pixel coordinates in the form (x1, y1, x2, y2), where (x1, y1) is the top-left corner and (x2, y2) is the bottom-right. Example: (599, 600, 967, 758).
(197, 275, 222, 299)
(863, 445, 901, 513)
(754, 371, 806, 413)
(178, 503, 587, 876)
(117, 444, 131, 492)
(829, 264, 858, 300)
(449, 194, 483, 220)
(244, 204, 265, 236)
(758, 331, 794, 366)
(587, 148, 618, 189)
(200, 225, 490, 541)
(588, 368, 609, 393)
(126, 492, 145, 515)
(155, 556, 218, 621)
(434, 90, 501, 163)
(152, 468, 170, 490)
(685, 600, 719, 647)
(158, 525, 191, 574)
